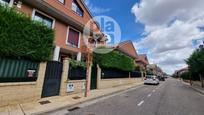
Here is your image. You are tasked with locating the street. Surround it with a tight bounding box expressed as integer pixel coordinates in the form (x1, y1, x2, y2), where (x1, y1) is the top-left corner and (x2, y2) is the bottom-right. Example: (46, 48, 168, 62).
(45, 78, 204, 115)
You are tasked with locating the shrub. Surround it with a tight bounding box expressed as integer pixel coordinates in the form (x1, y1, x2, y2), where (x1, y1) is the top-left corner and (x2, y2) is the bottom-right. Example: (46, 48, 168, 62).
(0, 5, 54, 61)
(93, 50, 135, 72)
(69, 59, 86, 69)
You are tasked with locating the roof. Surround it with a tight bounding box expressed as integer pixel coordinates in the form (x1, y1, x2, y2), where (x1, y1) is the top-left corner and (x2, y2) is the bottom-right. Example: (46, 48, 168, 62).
(136, 54, 149, 65)
(116, 40, 138, 58)
(176, 67, 188, 73)
(80, 0, 101, 31)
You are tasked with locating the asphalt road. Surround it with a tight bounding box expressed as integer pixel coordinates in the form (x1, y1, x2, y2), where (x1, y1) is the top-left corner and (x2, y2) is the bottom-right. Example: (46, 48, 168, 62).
(45, 78, 204, 115)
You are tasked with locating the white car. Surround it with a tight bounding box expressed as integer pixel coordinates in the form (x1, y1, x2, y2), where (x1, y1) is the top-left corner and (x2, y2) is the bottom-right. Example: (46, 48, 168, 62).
(144, 75, 159, 85)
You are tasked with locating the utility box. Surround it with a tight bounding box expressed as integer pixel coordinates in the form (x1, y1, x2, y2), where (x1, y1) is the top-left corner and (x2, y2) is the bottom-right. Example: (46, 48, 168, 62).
(67, 83, 74, 92)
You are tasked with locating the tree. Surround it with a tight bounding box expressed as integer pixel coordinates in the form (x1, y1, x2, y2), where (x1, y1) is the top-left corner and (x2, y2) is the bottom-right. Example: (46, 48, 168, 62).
(186, 47, 204, 75)
(186, 46, 204, 87)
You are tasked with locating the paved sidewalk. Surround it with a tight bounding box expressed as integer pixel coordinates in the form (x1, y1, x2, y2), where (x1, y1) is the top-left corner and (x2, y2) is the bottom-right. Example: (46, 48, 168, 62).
(0, 81, 143, 115)
(181, 80, 204, 95)
(192, 82, 204, 95)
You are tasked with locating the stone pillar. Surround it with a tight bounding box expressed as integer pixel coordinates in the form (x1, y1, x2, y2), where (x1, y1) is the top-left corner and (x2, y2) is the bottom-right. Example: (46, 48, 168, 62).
(53, 46, 60, 61)
(36, 62, 47, 99)
(97, 64, 101, 89)
(60, 57, 70, 96)
(129, 72, 131, 78)
(141, 70, 144, 81)
(77, 52, 82, 61)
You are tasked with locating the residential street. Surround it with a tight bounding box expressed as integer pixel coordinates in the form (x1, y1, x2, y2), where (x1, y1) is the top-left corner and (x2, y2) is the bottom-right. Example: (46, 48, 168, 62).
(45, 78, 204, 115)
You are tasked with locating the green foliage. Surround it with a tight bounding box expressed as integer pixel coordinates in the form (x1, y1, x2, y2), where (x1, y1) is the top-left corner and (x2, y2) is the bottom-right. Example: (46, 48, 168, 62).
(186, 47, 204, 75)
(0, 5, 54, 61)
(135, 65, 140, 71)
(70, 59, 86, 69)
(93, 50, 135, 72)
(94, 46, 113, 54)
(180, 72, 190, 80)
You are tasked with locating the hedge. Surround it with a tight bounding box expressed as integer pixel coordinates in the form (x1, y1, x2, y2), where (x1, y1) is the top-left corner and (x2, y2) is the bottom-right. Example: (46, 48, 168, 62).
(0, 5, 54, 61)
(93, 50, 135, 72)
(180, 72, 190, 80)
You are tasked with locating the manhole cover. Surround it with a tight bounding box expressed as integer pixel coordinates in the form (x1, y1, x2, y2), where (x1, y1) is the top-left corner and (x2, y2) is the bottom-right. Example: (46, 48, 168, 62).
(68, 107, 80, 111)
(72, 96, 81, 99)
(39, 100, 51, 105)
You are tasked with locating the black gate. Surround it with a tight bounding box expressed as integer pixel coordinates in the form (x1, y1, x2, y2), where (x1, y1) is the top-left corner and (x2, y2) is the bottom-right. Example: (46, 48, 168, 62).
(41, 61, 63, 98)
(91, 65, 97, 90)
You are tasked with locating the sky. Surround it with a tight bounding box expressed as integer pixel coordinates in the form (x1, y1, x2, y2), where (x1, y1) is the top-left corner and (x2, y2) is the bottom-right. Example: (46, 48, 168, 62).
(84, 0, 204, 74)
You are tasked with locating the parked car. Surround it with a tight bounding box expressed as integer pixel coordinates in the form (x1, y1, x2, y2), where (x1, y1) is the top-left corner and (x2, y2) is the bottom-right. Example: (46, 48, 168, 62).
(144, 75, 159, 85)
(158, 76, 165, 81)
(160, 77, 165, 81)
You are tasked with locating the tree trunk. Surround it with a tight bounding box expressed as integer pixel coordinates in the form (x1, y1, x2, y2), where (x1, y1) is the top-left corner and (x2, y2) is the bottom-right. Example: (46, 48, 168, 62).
(200, 74, 204, 88)
(190, 72, 192, 86)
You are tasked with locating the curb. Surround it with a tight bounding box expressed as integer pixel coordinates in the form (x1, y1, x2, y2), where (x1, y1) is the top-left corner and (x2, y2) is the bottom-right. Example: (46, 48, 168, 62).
(32, 82, 144, 115)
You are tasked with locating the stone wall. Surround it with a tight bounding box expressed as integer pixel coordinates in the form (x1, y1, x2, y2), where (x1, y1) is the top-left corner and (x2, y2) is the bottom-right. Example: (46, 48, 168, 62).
(66, 80, 86, 94)
(0, 62, 47, 107)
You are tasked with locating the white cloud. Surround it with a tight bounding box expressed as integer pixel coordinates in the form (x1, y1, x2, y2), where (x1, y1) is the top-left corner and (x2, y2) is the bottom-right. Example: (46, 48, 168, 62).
(84, 0, 110, 14)
(132, 0, 204, 74)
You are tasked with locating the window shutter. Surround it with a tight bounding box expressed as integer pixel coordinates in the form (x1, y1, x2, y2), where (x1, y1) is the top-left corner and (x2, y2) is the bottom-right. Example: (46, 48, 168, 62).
(68, 29, 79, 47)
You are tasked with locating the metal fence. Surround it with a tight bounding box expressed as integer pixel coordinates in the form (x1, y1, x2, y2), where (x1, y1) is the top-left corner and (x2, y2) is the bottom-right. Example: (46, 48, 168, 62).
(0, 57, 39, 82)
(130, 71, 142, 78)
(101, 68, 142, 79)
(68, 67, 86, 80)
(101, 68, 130, 79)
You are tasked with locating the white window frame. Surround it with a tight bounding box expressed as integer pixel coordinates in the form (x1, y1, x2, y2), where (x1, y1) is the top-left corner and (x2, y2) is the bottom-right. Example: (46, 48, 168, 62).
(71, 0, 83, 16)
(31, 9, 55, 29)
(66, 26, 81, 48)
(58, 0, 65, 4)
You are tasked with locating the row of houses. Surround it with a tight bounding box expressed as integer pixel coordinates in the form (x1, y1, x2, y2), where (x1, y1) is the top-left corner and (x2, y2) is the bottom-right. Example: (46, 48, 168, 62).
(0, 0, 151, 107)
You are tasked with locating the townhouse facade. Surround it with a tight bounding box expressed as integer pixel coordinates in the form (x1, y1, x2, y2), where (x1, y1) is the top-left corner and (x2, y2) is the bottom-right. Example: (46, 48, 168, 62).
(135, 54, 149, 71)
(0, 0, 107, 106)
(3, 0, 104, 62)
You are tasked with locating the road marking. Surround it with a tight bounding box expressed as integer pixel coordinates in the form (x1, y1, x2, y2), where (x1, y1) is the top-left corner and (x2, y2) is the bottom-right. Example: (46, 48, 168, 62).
(137, 100, 144, 106)
(152, 90, 156, 92)
(147, 93, 152, 97)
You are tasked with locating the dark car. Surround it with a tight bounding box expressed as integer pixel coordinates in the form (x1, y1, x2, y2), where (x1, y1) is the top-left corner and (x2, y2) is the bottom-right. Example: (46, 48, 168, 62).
(159, 76, 165, 81)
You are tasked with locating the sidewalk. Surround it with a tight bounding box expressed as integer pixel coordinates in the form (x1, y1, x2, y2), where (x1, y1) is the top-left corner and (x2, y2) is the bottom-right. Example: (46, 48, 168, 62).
(182, 80, 204, 95)
(0, 81, 143, 115)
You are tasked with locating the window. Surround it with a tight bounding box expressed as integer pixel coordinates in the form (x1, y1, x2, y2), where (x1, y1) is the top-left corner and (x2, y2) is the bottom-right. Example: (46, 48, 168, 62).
(0, 0, 10, 4)
(67, 28, 80, 47)
(58, 0, 65, 4)
(71, 0, 83, 16)
(33, 11, 53, 28)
